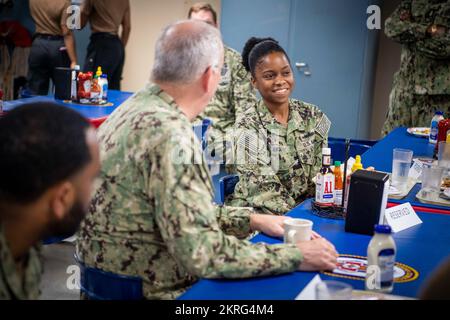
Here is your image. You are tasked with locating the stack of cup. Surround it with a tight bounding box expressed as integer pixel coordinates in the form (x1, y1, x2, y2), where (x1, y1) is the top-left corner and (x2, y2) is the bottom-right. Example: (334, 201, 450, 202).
(438, 141, 450, 178)
(420, 165, 444, 199)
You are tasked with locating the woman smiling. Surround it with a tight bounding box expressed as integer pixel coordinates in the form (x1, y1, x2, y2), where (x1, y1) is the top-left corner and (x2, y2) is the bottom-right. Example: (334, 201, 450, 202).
(228, 37, 331, 215)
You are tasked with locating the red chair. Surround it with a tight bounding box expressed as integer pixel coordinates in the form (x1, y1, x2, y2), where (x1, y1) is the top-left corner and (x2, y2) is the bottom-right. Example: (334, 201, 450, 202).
(90, 116, 108, 129)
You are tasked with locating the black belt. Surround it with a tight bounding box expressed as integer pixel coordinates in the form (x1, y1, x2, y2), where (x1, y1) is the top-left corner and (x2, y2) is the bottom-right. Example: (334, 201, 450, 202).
(33, 33, 64, 41)
(91, 32, 120, 40)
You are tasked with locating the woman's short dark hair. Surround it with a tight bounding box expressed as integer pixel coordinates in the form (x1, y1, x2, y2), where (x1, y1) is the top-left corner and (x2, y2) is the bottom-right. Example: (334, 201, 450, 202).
(242, 37, 291, 76)
(0, 102, 91, 204)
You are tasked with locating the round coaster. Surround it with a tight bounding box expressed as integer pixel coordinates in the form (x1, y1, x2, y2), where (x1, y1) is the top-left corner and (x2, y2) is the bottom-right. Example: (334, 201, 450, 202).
(322, 254, 419, 283)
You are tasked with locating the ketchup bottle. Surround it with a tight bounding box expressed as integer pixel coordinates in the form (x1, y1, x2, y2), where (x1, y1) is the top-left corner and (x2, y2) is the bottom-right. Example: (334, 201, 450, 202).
(434, 119, 450, 158)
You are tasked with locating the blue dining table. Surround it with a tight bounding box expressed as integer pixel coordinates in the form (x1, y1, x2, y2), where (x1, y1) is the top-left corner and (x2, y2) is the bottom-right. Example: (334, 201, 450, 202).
(362, 127, 449, 213)
(180, 127, 450, 300)
(179, 199, 450, 300)
(3, 90, 134, 119)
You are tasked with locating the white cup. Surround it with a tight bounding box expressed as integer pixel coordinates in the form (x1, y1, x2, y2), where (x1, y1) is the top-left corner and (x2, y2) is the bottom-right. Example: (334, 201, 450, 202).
(283, 219, 313, 244)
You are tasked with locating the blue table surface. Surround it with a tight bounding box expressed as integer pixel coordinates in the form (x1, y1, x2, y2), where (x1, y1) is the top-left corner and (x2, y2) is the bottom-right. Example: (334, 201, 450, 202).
(362, 127, 449, 212)
(362, 127, 435, 173)
(3, 90, 134, 119)
(179, 199, 450, 300)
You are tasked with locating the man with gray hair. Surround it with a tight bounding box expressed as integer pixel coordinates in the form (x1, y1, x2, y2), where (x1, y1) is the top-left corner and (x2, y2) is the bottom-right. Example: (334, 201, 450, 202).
(76, 20, 338, 300)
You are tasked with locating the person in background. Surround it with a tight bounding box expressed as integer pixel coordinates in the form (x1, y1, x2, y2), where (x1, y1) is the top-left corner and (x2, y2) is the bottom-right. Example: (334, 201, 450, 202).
(76, 20, 338, 300)
(188, 3, 257, 169)
(0, 103, 100, 299)
(81, 0, 131, 90)
(228, 37, 331, 215)
(27, 0, 77, 95)
(382, 0, 450, 136)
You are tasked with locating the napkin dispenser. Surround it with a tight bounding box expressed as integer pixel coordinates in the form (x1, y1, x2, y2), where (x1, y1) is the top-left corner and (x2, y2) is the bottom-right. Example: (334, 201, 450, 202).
(54, 67, 72, 100)
(345, 170, 390, 235)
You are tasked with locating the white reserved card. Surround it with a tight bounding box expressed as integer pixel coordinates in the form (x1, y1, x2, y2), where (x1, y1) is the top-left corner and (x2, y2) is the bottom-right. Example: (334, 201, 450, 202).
(384, 203, 423, 233)
(408, 160, 424, 181)
(295, 274, 323, 300)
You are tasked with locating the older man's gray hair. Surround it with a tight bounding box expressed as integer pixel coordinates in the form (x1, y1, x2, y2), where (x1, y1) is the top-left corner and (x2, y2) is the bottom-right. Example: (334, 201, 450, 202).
(151, 20, 223, 85)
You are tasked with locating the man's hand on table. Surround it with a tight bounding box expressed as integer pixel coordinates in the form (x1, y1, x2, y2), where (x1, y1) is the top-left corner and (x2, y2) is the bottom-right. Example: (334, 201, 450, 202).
(249, 213, 338, 271)
(249, 214, 287, 238)
(297, 238, 339, 272)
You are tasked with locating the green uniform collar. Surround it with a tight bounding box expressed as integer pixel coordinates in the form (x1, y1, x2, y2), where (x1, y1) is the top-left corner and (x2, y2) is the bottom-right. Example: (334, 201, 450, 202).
(256, 99, 305, 136)
(0, 224, 41, 300)
(146, 83, 190, 122)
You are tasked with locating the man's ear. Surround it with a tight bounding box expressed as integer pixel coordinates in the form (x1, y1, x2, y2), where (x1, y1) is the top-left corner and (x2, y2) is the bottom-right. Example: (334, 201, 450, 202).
(201, 66, 214, 93)
(49, 182, 75, 221)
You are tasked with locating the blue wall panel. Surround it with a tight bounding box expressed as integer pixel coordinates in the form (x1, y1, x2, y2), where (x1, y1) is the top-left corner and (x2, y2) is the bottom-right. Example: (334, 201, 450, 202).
(220, 0, 380, 139)
(220, 0, 292, 54)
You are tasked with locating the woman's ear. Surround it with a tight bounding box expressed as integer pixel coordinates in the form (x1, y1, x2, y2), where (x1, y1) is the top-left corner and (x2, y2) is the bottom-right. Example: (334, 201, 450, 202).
(49, 182, 75, 221)
(251, 75, 257, 89)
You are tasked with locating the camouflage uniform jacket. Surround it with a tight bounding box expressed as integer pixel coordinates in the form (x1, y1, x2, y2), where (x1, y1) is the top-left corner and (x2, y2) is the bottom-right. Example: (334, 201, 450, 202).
(385, 0, 450, 95)
(196, 45, 257, 135)
(229, 99, 330, 215)
(0, 225, 42, 299)
(76, 84, 302, 300)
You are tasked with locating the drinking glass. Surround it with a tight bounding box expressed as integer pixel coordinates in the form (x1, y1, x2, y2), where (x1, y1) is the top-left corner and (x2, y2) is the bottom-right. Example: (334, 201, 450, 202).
(391, 148, 413, 193)
(316, 281, 353, 300)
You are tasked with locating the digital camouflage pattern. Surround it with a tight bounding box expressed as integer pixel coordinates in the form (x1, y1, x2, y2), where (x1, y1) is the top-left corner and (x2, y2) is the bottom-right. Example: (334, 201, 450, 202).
(195, 45, 257, 135)
(76, 84, 302, 300)
(194, 46, 257, 170)
(0, 225, 42, 300)
(382, 0, 450, 136)
(228, 99, 330, 215)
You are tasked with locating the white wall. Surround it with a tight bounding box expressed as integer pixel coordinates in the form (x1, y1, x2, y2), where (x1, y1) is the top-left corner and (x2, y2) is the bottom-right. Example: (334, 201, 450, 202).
(121, 0, 221, 92)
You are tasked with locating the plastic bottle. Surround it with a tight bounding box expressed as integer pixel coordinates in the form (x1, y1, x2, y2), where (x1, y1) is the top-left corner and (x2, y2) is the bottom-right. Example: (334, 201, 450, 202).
(77, 71, 93, 104)
(434, 118, 450, 158)
(95, 66, 104, 98)
(343, 155, 363, 210)
(365, 225, 396, 293)
(315, 148, 335, 206)
(90, 67, 102, 103)
(333, 161, 343, 206)
(352, 155, 363, 173)
(71, 65, 80, 102)
(100, 74, 108, 101)
(429, 111, 444, 144)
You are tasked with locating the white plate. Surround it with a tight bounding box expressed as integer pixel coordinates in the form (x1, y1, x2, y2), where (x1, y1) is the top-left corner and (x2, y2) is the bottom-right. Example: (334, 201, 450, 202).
(444, 188, 450, 198)
(407, 127, 430, 138)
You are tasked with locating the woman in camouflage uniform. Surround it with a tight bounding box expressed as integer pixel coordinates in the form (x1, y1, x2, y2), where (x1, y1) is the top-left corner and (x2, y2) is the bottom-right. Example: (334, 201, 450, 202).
(228, 37, 331, 215)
